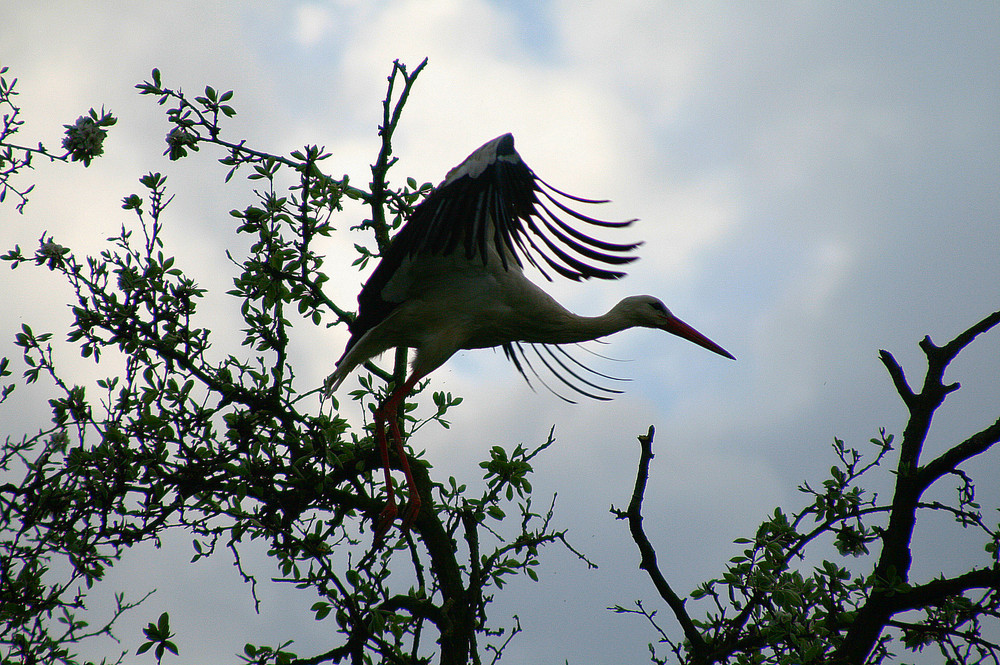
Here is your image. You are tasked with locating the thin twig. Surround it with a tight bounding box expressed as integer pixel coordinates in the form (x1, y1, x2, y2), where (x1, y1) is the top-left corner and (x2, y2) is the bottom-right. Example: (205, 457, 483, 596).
(613, 425, 709, 660)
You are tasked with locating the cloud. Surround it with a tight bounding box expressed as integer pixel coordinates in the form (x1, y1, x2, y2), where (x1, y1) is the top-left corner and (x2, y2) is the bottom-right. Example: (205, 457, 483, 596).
(292, 3, 334, 47)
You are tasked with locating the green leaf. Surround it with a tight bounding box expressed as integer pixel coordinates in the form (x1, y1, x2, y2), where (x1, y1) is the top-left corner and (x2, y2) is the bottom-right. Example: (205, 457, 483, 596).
(157, 611, 170, 633)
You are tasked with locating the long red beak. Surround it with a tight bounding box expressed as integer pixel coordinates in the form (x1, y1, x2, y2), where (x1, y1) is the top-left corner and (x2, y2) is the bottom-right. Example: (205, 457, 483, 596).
(662, 315, 735, 360)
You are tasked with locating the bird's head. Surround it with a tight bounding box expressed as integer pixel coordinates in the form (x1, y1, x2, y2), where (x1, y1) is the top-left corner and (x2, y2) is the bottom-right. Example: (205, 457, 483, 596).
(619, 295, 735, 360)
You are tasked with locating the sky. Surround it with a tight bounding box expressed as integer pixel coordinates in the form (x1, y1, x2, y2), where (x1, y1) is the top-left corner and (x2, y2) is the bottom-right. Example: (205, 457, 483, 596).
(2, 2, 999, 664)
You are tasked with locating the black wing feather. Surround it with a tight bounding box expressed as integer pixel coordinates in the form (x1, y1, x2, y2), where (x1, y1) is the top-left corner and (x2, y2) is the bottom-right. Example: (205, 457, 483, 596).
(404, 133, 638, 280)
(502, 341, 628, 403)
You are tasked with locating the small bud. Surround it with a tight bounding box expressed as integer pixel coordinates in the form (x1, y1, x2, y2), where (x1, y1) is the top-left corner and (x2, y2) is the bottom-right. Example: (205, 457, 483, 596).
(164, 126, 198, 161)
(122, 194, 143, 211)
(37, 240, 69, 270)
(62, 115, 110, 166)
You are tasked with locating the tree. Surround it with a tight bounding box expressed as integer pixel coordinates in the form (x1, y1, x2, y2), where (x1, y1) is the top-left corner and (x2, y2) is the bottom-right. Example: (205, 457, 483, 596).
(0, 60, 590, 665)
(614, 311, 1000, 663)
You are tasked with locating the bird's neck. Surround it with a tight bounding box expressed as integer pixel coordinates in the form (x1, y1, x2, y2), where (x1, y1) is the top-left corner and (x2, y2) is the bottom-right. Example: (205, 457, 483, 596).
(502, 279, 633, 345)
(537, 304, 631, 345)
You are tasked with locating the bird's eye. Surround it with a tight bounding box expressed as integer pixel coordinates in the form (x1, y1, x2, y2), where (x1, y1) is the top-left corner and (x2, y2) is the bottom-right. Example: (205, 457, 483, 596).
(649, 301, 667, 313)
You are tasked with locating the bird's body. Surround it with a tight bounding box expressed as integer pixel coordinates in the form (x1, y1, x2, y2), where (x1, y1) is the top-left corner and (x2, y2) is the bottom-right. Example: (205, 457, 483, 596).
(328, 133, 733, 537)
(331, 238, 646, 388)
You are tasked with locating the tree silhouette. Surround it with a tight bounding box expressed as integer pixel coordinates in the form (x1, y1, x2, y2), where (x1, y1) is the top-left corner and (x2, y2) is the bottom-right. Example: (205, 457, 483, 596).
(0, 60, 590, 665)
(615, 311, 1000, 663)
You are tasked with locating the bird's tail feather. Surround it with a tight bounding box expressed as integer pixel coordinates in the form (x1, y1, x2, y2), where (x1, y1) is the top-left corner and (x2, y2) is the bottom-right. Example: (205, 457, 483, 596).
(324, 363, 350, 396)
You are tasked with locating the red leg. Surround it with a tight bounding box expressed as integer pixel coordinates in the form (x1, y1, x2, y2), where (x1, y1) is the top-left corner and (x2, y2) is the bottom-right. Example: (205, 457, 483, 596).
(387, 409, 421, 529)
(373, 409, 397, 540)
(372, 374, 422, 541)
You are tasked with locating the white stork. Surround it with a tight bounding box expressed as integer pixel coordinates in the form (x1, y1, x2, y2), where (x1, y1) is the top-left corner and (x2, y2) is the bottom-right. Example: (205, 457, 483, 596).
(327, 133, 733, 534)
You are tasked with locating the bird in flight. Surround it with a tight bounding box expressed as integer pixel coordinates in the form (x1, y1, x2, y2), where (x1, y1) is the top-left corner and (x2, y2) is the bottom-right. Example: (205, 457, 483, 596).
(327, 133, 733, 537)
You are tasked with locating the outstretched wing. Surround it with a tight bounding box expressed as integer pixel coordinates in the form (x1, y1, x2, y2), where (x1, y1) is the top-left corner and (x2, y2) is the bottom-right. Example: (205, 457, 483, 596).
(341, 134, 641, 389)
(399, 132, 640, 281)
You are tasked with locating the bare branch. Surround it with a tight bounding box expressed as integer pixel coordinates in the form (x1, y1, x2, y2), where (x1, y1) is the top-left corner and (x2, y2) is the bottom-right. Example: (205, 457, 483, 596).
(919, 416, 1000, 492)
(888, 567, 1000, 614)
(938, 309, 1000, 366)
(614, 426, 709, 660)
(878, 349, 915, 407)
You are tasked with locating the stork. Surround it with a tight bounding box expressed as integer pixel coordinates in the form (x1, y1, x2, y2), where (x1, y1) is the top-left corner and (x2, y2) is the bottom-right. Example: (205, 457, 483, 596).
(327, 133, 733, 536)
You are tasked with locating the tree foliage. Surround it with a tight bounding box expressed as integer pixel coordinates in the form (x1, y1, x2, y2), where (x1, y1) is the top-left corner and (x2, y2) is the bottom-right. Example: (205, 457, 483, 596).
(0, 60, 589, 665)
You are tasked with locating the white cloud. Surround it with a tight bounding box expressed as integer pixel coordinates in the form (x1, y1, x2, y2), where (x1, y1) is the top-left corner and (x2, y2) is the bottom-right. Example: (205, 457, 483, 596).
(293, 3, 334, 46)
